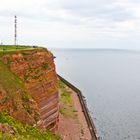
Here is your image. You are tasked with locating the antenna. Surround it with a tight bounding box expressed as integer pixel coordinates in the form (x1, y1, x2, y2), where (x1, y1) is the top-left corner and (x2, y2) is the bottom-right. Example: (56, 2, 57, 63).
(14, 15, 17, 45)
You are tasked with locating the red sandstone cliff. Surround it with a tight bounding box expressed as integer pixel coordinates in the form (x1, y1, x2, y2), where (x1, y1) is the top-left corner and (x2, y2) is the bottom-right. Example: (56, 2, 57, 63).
(0, 48, 59, 131)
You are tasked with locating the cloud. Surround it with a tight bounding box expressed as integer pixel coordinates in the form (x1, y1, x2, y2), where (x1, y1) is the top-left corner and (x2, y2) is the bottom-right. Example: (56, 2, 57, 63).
(0, 0, 137, 24)
(0, 0, 140, 49)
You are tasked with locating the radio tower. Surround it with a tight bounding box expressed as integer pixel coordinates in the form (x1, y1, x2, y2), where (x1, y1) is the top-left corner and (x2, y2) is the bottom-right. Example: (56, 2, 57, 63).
(14, 15, 17, 45)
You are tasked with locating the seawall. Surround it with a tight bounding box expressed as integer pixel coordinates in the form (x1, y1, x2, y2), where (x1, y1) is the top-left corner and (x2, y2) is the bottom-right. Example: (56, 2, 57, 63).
(57, 74, 100, 140)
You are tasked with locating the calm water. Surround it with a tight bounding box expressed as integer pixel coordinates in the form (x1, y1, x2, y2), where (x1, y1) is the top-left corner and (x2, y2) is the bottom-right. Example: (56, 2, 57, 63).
(51, 49, 140, 140)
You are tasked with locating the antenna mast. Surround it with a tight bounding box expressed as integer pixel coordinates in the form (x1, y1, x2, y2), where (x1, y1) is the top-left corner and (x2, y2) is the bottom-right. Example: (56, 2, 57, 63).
(14, 15, 17, 45)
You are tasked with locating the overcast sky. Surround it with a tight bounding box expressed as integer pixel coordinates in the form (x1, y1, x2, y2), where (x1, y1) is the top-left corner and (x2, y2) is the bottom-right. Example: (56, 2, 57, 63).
(0, 0, 140, 49)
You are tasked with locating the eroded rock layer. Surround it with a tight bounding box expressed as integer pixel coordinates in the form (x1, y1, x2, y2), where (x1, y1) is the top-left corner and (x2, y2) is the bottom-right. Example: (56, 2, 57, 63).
(1, 48, 59, 131)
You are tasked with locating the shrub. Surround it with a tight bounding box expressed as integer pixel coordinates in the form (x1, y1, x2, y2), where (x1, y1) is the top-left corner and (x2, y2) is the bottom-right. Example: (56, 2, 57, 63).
(42, 63, 49, 70)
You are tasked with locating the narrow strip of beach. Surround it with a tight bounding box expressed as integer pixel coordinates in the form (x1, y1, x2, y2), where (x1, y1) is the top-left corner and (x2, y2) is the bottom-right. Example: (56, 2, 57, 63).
(57, 78, 98, 140)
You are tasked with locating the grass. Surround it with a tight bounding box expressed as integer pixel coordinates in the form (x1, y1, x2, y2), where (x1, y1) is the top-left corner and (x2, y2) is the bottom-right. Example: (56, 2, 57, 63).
(59, 80, 72, 105)
(59, 80, 77, 118)
(42, 63, 49, 70)
(0, 60, 27, 99)
(0, 60, 25, 91)
(0, 45, 47, 57)
(0, 45, 33, 51)
(0, 113, 62, 140)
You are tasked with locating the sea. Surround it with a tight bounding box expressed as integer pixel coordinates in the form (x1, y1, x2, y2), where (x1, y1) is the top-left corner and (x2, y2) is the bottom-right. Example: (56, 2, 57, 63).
(51, 48, 140, 140)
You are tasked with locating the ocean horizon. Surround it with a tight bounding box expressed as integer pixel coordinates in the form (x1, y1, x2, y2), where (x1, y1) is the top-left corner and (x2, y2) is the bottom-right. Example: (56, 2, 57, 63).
(52, 48, 140, 140)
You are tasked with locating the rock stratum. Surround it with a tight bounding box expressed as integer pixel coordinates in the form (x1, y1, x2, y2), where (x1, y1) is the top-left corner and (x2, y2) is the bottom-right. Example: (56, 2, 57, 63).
(0, 47, 59, 134)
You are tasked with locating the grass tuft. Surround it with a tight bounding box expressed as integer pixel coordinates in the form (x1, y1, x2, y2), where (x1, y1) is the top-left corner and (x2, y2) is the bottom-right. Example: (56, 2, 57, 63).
(59, 80, 77, 118)
(0, 113, 62, 140)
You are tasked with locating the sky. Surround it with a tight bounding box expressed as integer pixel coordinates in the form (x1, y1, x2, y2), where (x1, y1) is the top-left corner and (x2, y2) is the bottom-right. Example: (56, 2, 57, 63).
(0, 0, 140, 49)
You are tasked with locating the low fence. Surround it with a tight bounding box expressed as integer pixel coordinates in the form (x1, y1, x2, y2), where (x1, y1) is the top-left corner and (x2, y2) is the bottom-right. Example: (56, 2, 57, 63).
(57, 74, 100, 140)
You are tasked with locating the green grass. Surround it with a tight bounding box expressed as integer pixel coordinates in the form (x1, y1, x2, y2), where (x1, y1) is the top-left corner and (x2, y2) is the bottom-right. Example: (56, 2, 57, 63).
(59, 80, 77, 118)
(0, 45, 33, 51)
(0, 45, 47, 57)
(0, 60, 27, 99)
(58, 81, 72, 105)
(42, 63, 49, 70)
(0, 46, 32, 57)
(0, 113, 62, 140)
(0, 60, 25, 91)
(0, 59, 35, 116)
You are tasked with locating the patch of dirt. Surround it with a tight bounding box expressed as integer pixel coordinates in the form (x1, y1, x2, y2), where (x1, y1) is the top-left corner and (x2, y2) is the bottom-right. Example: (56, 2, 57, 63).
(58, 85, 92, 140)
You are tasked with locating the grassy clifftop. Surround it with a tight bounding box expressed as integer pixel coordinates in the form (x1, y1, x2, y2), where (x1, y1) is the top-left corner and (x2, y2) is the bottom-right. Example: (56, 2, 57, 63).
(0, 45, 35, 51)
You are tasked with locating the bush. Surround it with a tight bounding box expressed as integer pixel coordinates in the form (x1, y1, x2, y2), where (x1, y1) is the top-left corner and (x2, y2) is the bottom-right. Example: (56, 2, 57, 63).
(42, 63, 49, 70)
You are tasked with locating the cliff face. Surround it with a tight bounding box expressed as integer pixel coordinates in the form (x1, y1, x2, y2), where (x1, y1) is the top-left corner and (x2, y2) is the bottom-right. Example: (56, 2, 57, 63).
(0, 48, 59, 131)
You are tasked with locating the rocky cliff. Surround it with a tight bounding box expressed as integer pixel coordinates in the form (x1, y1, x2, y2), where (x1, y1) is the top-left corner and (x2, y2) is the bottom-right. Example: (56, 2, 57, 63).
(0, 47, 59, 132)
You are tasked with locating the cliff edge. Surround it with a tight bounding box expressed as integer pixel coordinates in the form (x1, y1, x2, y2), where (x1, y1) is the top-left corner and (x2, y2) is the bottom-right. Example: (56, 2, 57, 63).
(0, 46, 59, 139)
